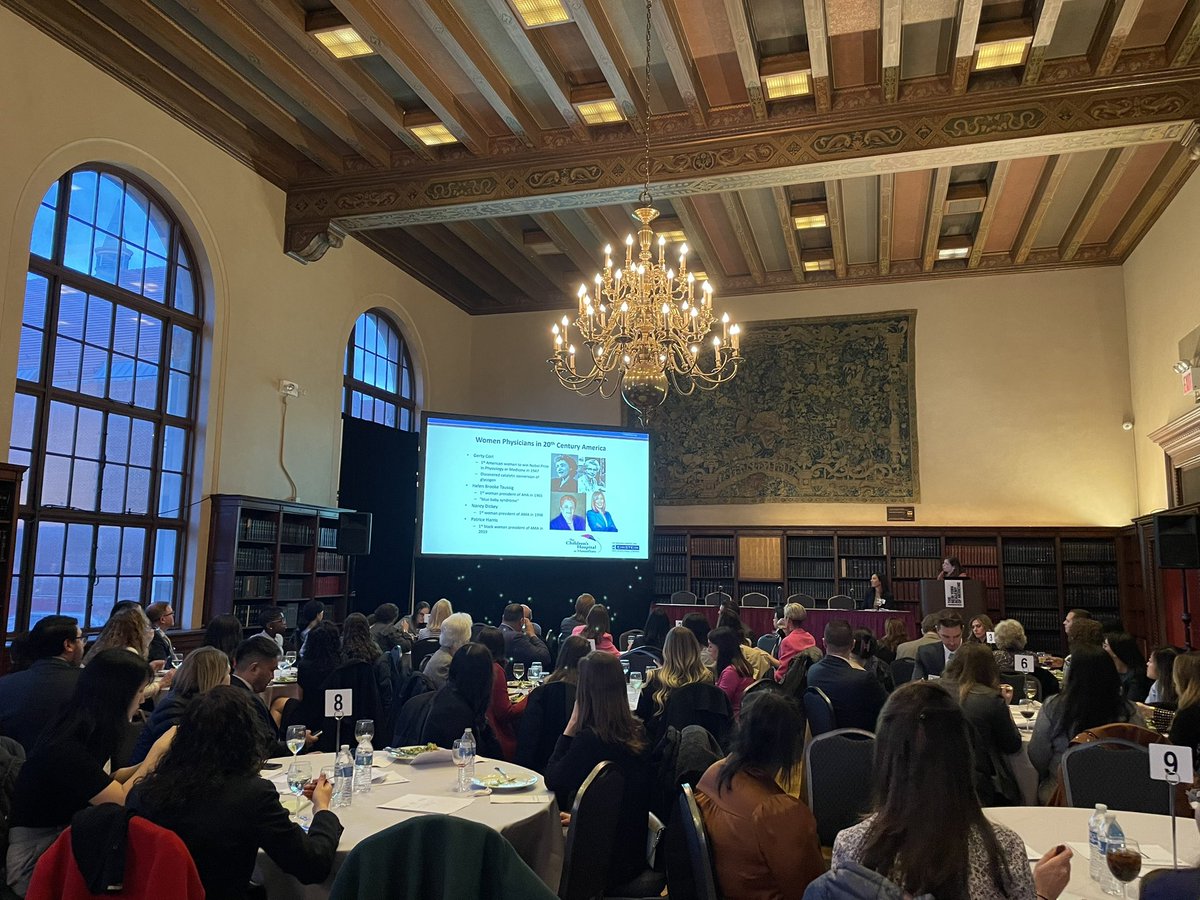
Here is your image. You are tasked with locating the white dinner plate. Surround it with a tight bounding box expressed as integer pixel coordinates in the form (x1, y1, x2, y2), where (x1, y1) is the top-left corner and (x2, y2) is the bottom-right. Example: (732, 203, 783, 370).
(472, 774, 538, 791)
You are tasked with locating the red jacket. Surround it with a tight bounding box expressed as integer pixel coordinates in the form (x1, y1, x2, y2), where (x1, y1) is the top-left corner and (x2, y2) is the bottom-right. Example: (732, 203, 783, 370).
(488, 661, 528, 761)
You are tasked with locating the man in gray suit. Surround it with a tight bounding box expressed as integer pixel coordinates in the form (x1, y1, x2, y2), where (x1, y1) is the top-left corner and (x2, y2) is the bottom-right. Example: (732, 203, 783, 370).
(896, 612, 940, 660)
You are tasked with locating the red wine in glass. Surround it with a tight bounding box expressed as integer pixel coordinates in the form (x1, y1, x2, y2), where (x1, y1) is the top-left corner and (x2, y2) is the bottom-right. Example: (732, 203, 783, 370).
(1107, 840, 1142, 898)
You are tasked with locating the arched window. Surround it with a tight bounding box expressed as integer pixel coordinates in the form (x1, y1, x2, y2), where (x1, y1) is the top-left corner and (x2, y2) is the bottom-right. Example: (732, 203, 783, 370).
(7, 166, 202, 631)
(343, 310, 416, 430)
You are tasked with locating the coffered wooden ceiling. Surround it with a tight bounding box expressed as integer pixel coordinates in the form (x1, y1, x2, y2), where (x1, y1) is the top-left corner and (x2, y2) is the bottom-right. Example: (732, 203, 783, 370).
(10, 0, 1200, 313)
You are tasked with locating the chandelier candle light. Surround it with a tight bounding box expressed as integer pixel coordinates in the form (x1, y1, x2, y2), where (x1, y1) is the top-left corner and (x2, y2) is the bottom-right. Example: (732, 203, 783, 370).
(547, 0, 742, 427)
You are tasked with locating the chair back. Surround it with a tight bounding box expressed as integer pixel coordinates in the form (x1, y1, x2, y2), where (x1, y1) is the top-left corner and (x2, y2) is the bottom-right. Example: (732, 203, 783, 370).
(889, 657, 915, 685)
(618, 629, 644, 653)
(827, 595, 855, 610)
(704, 591, 732, 607)
(740, 592, 770, 607)
(1061, 739, 1171, 814)
(804, 728, 877, 847)
(742, 678, 780, 702)
(803, 686, 837, 737)
(999, 673, 1040, 703)
(663, 683, 733, 751)
(621, 646, 664, 678)
(411, 637, 441, 673)
(670, 590, 698, 605)
(755, 632, 781, 656)
(515, 681, 576, 773)
(314, 661, 382, 752)
(560, 762, 625, 900)
(785, 593, 816, 607)
(678, 784, 721, 900)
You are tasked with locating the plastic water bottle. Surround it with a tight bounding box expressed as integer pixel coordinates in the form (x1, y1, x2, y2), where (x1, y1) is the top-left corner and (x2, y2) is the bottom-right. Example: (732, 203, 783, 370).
(333, 745, 354, 808)
(353, 735, 374, 794)
(1100, 815, 1124, 895)
(1088, 803, 1109, 882)
(460, 728, 477, 783)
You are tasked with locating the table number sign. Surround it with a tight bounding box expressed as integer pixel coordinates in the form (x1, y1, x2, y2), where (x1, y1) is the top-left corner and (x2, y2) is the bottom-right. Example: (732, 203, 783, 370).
(1149, 744, 1194, 784)
(325, 688, 353, 719)
(1013, 654, 1035, 673)
(985, 631, 996, 644)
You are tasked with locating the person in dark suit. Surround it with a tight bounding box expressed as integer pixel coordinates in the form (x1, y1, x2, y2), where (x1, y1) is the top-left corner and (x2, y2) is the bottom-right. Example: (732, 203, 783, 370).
(549, 494, 587, 530)
(230, 635, 312, 758)
(859, 573, 894, 611)
(805, 619, 888, 732)
(500, 603, 551, 671)
(585, 491, 617, 532)
(912, 611, 965, 681)
(130, 687, 343, 899)
(550, 456, 577, 492)
(0, 615, 83, 751)
(145, 601, 176, 666)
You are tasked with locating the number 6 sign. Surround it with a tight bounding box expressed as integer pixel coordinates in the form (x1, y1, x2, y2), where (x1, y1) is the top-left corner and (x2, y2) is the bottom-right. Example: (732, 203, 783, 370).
(1013, 653, 1035, 673)
(325, 688, 352, 719)
(1149, 744, 1194, 784)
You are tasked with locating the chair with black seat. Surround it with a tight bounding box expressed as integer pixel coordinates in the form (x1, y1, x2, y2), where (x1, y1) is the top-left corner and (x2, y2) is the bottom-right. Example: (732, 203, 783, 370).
(826, 595, 855, 611)
(740, 592, 770, 608)
(676, 783, 721, 900)
(670, 590, 698, 605)
(804, 728, 876, 848)
(999, 673, 1037, 703)
(803, 686, 837, 737)
(663, 683, 733, 751)
(755, 632, 780, 656)
(618, 629, 644, 653)
(785, 593, 815, 608)
(1062, 739, 1170, 814)
(889, 658, 915, 686)
(410, 637, 440, 674)
(316, 661, 383, 752)
(742, 678, 780, 701)
(704, 591, 732, 608)
(515, 680, 576, 774)
(621, 646, 664, 678)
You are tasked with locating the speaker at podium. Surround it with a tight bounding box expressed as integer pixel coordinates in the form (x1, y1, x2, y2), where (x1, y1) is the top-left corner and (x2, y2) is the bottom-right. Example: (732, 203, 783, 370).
(919, 579, 987, 619)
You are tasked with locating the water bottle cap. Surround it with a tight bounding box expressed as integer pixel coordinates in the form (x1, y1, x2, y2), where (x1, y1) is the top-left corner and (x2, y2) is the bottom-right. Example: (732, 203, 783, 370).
(1096, 804, 1107, 812)
(340, 744, 350, 750)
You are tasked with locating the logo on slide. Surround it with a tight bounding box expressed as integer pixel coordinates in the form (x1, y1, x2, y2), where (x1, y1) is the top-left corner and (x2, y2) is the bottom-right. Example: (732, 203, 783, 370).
(612, 543, 641, 553)
(565, 535, 601, 554)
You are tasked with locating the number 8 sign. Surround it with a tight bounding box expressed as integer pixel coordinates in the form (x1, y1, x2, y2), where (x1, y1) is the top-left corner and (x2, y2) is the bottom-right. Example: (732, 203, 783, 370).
(325, 688, 352, 719)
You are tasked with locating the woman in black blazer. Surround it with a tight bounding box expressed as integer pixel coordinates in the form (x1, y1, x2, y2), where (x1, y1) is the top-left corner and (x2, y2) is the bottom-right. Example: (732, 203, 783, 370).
(130, 686, 343, 898)
(859, 573, 895, 610)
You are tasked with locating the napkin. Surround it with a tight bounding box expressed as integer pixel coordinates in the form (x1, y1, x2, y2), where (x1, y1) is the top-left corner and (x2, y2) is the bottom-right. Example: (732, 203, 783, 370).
(491, 793, 553, 804)
(377, 794, 474, 814)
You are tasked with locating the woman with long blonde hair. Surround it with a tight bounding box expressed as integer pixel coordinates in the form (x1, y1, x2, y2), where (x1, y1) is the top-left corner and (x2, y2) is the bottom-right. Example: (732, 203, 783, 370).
(636, 627, 712, 739)
(1167, 652, 1200, 770)
(129, 646, 231, 765)
(84, 605, 171, 701)
(418, 598, 453, 640)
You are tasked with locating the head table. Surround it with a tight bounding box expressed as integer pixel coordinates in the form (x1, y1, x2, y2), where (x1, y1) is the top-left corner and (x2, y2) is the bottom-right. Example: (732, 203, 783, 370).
(653, 603, 916, 650)
(254, 751, 562, 898)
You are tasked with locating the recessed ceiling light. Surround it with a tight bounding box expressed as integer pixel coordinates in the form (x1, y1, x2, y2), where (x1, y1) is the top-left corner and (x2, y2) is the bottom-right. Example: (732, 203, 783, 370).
(762, 70, 812, 100)
(936, 247, 971, 260)
(937, 234, 972, 261)
(973, 37, 1031, 70)
(510, 0, 570, 29)
(311, 26, 374, 60)
(802, 259, 834, 272)
(791, 202, 829, 230)
(574, 99, 624, 125)
(409, 123, 458, 146)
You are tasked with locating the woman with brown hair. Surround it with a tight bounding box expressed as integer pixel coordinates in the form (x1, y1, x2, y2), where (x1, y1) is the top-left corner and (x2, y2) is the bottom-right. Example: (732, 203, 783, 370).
(636, 626, 712, 740)
(968, 614, 996, 646)
(1167, 651, 1200, 770)
(84, 605, 172, 700)
(571, 603, 618, 656)
(875, 618, 908, 664)
(545, 652, 654, 892)
(709, 626, 756, 718)
(129, 646, 230, 765)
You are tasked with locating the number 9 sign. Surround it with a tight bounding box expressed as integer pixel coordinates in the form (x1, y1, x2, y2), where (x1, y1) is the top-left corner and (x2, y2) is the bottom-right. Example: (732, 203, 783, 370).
(1149, 743, 1194, 784)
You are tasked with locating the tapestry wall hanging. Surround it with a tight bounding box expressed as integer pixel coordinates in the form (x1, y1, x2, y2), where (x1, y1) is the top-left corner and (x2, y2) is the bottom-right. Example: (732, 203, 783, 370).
(635, 310, 919, 504)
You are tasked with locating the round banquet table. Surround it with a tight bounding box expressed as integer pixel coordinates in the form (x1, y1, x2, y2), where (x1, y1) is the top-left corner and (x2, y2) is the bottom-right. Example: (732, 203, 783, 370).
(984, 806, 1200, 899)
(254, 752, 563, 898)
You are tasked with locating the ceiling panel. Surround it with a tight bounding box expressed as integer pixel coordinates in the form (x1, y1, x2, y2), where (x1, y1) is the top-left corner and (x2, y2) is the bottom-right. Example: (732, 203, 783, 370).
(1085, 142, 1173, 244)
(891, 169, 932, 260)
(675, 0, 747, 107)
(740, 188, 790, 272)
(902, 0, 956, 25)
(825, 0, 880, 36)
(1046, 0, 1107, 59)
(841, 175, 879, 264)
(1033, 148, 1109, 248)
(1126, 0, 1189, 49)
(900, 19, 952, 78)
(830, 30, 881, 87)
(982, 155, 1047, 253)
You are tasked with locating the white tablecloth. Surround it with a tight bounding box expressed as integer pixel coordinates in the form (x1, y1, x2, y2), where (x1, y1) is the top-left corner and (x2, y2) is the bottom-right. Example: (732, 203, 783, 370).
(984, 806, 1200, 899)
(255, 752, 563, 898)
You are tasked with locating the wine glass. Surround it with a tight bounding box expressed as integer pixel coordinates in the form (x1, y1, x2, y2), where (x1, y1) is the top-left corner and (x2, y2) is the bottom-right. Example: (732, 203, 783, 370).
(1017, 699, 1036, 731)
(1106, 837, 1142, 898)
(282, 651, 297, 672)
(621, 658, 630, 681)
(287, 760, 311, 799)
(1024, 678, 1038, 702)
(286, 724, 306, 762)
(630, 671, 643, 693)
(169, 650, 183, 670)
(354, 719, 374, 744)
(452, 739, 471, 792)
(512, 662, 526, 683)
(530, 662, 543, 682)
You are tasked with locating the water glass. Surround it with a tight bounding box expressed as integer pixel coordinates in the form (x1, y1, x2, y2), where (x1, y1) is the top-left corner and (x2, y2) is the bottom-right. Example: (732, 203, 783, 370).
(1024, 678, 1038, 702)
(320, 765, 336, 784)
(287, 760, 311, 798)
(354, 719, 374, 743)
(283, 652, 297, 671)
(452, 740, 472, 792)
(630, 671, 643, 693)
(530, 662, 543, 682)
(512, 663, 526, 682)
(169, 651, 183, 669)
(286, 724, 306, 758)
(621, 658, 631, 681)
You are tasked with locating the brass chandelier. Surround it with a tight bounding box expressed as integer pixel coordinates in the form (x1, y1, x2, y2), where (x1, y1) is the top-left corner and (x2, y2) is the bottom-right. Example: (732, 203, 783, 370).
(547, 0, 742, 427)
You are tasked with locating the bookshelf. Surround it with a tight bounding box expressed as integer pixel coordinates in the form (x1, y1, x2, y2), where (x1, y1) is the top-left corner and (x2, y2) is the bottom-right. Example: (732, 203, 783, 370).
(786, 535, 836, 601)
(1001, 538, 1060, 651)
(689, 534, 735, 600)
(1061, 538, 1119, 622)
(946, 536, 1002, 614)
(205, 495, 353, 627)
(890, 535, 943, 608)
(837, 535, 886, 602)
(652, 533, 688, 601)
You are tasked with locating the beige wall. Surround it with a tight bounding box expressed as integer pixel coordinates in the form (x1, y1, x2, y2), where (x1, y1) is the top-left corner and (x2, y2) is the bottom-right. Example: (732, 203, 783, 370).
(477, 268, 1139, 528)
(0, 9, 473, 623)
(1123, 169, 1200, 515)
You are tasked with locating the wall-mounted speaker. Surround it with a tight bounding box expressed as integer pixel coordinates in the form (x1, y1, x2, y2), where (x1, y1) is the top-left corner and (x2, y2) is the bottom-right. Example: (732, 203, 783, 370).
(337, 511, 373, 556)
(1154, 513, 1200, 569)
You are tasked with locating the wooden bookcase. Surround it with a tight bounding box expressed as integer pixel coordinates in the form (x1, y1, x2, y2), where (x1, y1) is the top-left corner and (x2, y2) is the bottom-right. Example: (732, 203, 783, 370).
(204, 495, 352, 627)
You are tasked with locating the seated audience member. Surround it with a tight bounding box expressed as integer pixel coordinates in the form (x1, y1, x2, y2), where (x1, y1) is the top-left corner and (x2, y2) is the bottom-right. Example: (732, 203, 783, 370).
(516, 636, 589, 772)
(875, 618, 907, 665)
(1104, 631, 1153, 703)
(912, 611, 964, 681)
(936, 556, 968, 580)
(5, 650, 174, 896)
(774, 603, 816, 683)
(631, 608, 671, 653)
(145, 601, 176, 665)
(341, 612, 393, 713)
(992, 619, 1027, 672)
(422, 611, 473, 688)
(825, 682, 1071, 900)
(696, 691, 824, 899)
(545, 652, 654, 891)
(895, 613, 939, 660)
(681, 612, 716, 667)
(477, 627, 527, 761)
(202, 613, 244, 663)
(860, 573, 894, 611)
(500, 603, 551, 670)
(294, 600, 325, 656)
(1140, 790, 1200, 897)
(709, 627, 757, 718)
(939, 643, 1022, 805)
(0, 615, 83, 751)
(1063, 616, 1104, 679)
(572, 604, 619, 656)
(1167, 652, 1200, 771)
(85, 605, 172, 700)
(369, 603, 411, 654)
(1145, 647, 1180, 706)
(254, 606, 287, 652)
(717, 602, 752, 645)
(1028, 645, 1137, 804)
(413, 601, 431, 631)
(130, 646, 230, 765)
(521, 604, 542, 638)
(636, 626, 713, 741)
(232, 635, 298, 757)
(805, 619, 888, 732)
(397, 643, 502, 757)
(130, 687, 343, 898)
(560, 593, 595, 635)
(418, 598, 453, 641)
(851, 628, 894, 695)
(968, 614, 995, 647)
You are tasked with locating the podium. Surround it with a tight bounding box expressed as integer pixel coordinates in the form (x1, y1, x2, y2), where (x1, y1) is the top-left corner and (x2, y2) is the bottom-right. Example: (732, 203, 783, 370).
(918, 579, 986, 620)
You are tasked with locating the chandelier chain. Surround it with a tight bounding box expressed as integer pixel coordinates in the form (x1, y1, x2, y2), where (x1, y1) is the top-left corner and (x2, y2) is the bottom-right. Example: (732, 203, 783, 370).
(640, 0, 653, 206)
